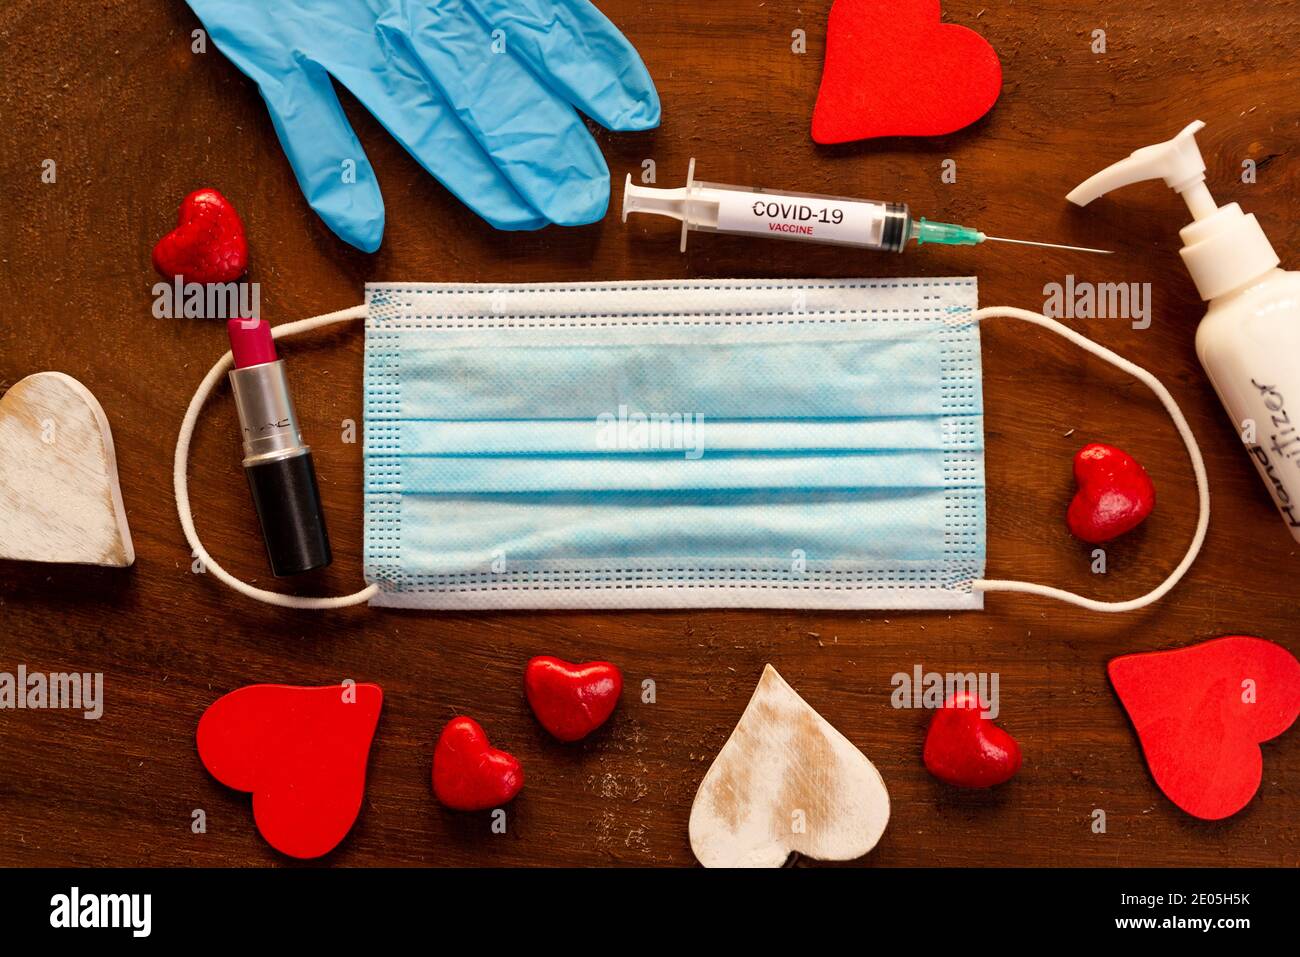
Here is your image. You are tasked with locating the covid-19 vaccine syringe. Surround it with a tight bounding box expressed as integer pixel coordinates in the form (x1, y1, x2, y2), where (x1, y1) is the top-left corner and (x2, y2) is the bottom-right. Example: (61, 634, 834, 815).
(622, 159, 1111, 255)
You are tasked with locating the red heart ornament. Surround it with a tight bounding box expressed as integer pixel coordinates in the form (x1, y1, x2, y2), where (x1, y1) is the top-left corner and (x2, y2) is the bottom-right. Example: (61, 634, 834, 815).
(432, 717, 525, 811)
(524, 656, 622, 742)
(923, 691, 1021, 787)
(196, 683, 383, 859)
(812, 0, 1002, 144)
(1067, 442, 1156, 543)
(1109, 636, 1300, 820)
(152, 187, 249, 283)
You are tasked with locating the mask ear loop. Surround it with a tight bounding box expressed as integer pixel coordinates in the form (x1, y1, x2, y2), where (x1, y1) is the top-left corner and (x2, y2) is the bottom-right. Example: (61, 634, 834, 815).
(970, 306, 1210, 612)
(173, 304, 379, 609)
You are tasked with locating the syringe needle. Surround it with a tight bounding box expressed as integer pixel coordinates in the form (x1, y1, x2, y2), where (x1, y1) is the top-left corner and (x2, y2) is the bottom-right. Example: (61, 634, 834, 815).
(980, 234, 1113, 255)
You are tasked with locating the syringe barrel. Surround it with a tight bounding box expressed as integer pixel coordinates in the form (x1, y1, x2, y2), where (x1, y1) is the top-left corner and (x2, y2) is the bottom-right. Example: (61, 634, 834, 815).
(685, 182, 912, 252)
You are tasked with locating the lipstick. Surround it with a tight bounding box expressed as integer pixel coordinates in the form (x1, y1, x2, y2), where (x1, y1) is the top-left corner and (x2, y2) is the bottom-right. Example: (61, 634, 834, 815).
(226, 318, 332, 576)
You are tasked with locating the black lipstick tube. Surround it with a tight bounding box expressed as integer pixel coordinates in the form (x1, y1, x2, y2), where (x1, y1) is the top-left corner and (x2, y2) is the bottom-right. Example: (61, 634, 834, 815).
(228, 360, 332, 576)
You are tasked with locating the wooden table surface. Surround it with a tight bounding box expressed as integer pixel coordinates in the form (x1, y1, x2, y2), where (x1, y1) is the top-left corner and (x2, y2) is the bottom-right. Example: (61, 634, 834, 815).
(1, 0, 1297, 867)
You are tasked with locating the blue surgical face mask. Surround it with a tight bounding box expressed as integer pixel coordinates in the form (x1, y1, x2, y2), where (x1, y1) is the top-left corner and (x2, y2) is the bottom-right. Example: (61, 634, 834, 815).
(176, 279, 1207, 613)
(363, 279, 986, 610)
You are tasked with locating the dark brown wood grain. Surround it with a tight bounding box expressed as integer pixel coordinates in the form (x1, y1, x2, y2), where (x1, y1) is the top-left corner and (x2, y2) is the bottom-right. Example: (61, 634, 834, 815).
(1, 0, 1297, 867)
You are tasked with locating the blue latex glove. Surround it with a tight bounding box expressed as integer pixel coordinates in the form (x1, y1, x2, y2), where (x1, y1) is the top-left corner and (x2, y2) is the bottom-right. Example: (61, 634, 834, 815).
(185, 0, 660, 251)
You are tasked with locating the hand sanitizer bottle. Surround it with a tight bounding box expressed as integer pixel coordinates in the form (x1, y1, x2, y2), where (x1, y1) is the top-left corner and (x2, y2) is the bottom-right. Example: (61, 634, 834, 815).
(1070, 120, 1300, 542)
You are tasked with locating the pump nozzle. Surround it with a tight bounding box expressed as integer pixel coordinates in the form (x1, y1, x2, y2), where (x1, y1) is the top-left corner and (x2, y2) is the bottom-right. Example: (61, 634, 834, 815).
(1067, 119, 1279, 300)
(1067, 120, 1214, 214)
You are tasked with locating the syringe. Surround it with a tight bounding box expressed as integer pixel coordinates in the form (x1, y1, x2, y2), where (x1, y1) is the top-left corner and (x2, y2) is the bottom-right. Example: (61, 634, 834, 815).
(622, 159, 1111, 255)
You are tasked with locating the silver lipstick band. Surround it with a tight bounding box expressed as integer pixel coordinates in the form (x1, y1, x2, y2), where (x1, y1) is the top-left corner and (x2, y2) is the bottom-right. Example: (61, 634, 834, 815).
(228, 361, 311, 467)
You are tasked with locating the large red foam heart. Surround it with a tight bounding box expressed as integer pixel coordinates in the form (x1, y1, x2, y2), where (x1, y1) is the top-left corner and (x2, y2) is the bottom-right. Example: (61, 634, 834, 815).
(1067, 442, 1156, 543)
(432, 717, 525, 811)
(1109, 636, 1300, 820)
(524, 656, 622, 742)
(152, 187, 248, 283)
(196, 683, 382, 859)
(923, 691, 1021, 787)
(812, 0, 1002, 144)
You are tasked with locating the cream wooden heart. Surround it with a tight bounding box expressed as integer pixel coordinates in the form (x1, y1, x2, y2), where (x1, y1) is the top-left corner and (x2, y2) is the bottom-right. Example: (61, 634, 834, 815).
(0, 372, 134, 566)
(690, 664, 890, 867)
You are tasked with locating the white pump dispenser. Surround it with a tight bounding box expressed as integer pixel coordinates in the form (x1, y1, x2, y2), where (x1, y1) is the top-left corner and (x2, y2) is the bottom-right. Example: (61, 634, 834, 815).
(1070, 120, 1300, 541)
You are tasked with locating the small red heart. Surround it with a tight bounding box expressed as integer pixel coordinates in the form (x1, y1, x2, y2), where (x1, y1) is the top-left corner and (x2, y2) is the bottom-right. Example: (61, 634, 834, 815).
(923, 691, 1021, 788)
(812, 0, 1002, 144)
(524, 656, 622, 742)
(196, 683, 383, 859)
(432, 717, 524, 811)
(1109, 636, 1300, 820)
(152, 187, 248, 283)
(1067, 442, 1156, 543)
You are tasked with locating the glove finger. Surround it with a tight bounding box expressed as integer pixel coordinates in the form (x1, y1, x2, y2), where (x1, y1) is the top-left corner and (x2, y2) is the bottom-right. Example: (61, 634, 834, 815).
(258, 60, 386, 252)
(395, 0, 610, 226)
(327, 33, 548, 231)
(464, 0, 660, 131)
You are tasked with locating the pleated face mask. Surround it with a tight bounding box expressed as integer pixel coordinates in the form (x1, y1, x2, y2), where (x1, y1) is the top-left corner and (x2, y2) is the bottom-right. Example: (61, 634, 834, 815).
(176, 278, 1208, 613)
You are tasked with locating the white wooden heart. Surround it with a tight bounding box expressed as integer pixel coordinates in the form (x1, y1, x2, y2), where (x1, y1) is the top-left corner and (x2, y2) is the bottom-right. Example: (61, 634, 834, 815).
(0, 372, 134, 566)
(690, 664, 890, 867)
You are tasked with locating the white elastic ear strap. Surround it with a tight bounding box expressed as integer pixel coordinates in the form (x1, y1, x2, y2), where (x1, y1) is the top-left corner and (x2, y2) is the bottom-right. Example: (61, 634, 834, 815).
(175, 303, 1207, 613)
(971, 306, 1209, 612)
(173, 304, 378, 609)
